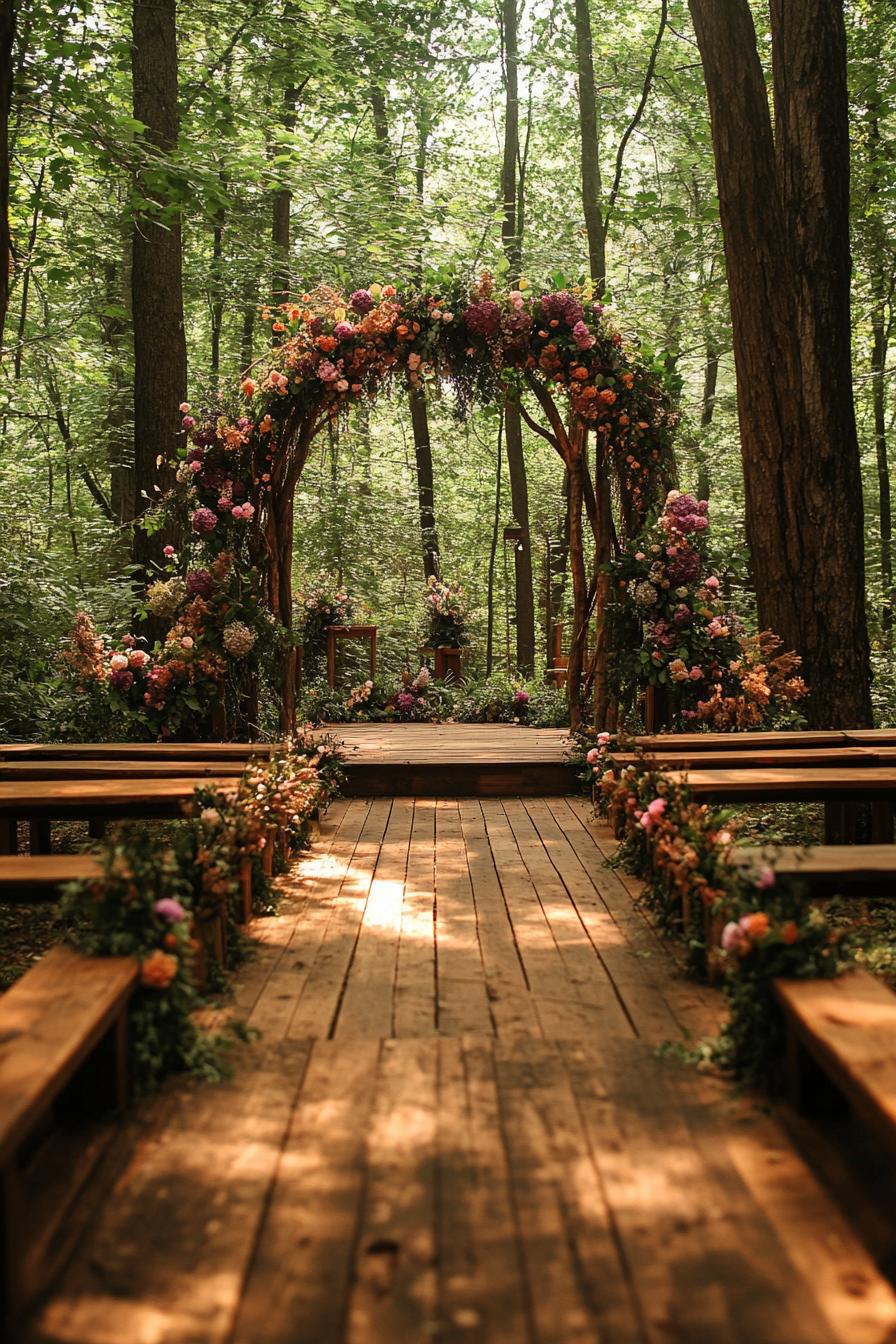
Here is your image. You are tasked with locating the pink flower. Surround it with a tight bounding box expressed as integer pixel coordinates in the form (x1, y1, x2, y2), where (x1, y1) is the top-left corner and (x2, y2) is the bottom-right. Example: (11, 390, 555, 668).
(689, 666, 703, 680)
(572, 320, 595, 350)
(189, 460, 202, 473)
(755, 865, 776, 891)
(336, 378, 349, 392)
(334, 321, 354, 340)
(122, 634, 136, 648)
(179, 402, 190, 413)
(154, 897, 188, 924)
(180, 636, 194, 650)
(597, 731, 611, 745)
(181, 415, 196, 429)
(586, 748, 600, 765)
(721, 921, 746, 953)
(109, 667, 134, 692)
(109, 653, 128, 671)
(705, 576, 720, 591)
(128, 649, 149, 668)
(163, 545, 175, 558)
(639, 797, 667, 832)
(317, 361, 339, 382)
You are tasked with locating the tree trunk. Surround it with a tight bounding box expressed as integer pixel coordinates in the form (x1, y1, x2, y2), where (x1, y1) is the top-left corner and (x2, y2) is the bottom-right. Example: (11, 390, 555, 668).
(272, 83, 296, 301)
(573, 0, 607, 293)
(696, 338, 719, 499)
(408, 381, 441, 581)
(0, 0, 15, 345)
(566, 447, 588, 728)
(486, 413, 503, 676)
(101, 256, 134, 525)
(871, 306, 893, 635)
(500, 0, 536, 676)
(591, 443, 613, 728)
(505, 406, 536, 675)
(689, 0, 872, 727)
(210, 190, 225, 379)
(131, 0, 186, 578)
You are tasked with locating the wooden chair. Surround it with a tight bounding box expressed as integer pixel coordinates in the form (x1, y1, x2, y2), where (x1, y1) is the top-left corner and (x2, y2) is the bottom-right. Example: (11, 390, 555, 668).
(0, 945, 137, 1331)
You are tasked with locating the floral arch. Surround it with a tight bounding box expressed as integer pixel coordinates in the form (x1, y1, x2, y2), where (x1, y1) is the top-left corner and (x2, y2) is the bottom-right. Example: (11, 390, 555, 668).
(167, 274, 678, 732)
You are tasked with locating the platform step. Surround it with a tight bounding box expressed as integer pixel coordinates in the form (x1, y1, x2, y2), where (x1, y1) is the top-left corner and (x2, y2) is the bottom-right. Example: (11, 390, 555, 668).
(342, 760, 579, 797)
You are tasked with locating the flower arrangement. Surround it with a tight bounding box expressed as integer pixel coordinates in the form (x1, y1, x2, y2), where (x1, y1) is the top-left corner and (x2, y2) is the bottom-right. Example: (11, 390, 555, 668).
(297, 585, 355, 680)
(60, 740, 343, 1092)
(583, 735, 853, 1083)
(425, 576, 469, 649)
(610, 490, 807, 729)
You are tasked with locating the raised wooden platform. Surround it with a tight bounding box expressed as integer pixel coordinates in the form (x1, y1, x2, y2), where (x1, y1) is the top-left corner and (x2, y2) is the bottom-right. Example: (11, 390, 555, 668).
(329, 723, 577, 796)
(26, 798, 896, 1344)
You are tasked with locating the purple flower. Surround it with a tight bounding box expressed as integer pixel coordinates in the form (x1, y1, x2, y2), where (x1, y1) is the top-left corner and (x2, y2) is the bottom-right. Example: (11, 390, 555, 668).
(572, 320, 595, 350)
(463, 300, 502, 336)
(186, 569, 213, 597)
(672, 603, 692, 627)
(540, 291, 585, 327)
(334, 321, 354, 340)
(109, 668, 134, 692)
(504, 309, 533, 337)
(666, 548, 701, 584)
(154, 897, 188, 924)
(513, 689, 530, 705)
(396, 692, 415, 714)
(350, 289, 374, 314)
(191, 507, 218, 535)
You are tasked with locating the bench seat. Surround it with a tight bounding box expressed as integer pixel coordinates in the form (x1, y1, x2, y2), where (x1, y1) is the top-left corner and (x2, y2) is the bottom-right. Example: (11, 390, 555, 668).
(0, 944, 137, 1326)
(774, 971, 896, 1161)
(730, 845, 896, 894)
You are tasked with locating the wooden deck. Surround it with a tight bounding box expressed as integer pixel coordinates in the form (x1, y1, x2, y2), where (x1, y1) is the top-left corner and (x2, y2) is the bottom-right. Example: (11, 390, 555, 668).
(26, 797, 896, 1344)
(329, 724, 578, 796)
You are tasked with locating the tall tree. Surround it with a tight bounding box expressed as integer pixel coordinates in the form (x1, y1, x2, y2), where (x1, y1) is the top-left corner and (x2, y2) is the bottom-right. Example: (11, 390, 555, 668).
(131, 0, 186, 574)
(0, 0, 15, 344)
(500, 0, 536, 676)
(689, 0, 873, 726)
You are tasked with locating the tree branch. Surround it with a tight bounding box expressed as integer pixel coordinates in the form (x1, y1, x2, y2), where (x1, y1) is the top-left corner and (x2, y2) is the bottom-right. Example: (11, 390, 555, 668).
(603, 0, 668, 228)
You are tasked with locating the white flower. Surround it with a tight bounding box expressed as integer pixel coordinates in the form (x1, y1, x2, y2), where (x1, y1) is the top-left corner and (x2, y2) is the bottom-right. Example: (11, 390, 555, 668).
(223, 621, 257, 658)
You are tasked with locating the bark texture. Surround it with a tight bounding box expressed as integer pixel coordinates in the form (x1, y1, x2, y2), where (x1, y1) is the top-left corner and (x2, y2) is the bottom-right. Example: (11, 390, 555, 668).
(0, 0, 15, 344)
(131, 0, 186, 576)
(689, 0, 872, 726)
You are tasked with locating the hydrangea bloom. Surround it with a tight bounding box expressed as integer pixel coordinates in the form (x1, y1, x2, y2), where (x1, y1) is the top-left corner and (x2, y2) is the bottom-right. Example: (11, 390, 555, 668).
(154, 897, 188, 923)
(191, 507, 218, 535)
(396, 691, 415, 714)
(186, 569, 213, 597)
(349, 289, 374, 314)
(463, 300, 502, 336)
(223, 621, 258, 657)
(540, 291, 585, 327)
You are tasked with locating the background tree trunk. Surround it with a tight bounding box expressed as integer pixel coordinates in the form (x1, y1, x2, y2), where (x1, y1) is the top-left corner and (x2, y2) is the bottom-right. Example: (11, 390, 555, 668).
(573, 0, 607, 293)
(408, 381, 441, 581)
(131, 0, 186, 578)
(689, 0, 872, 727)
(271, 83, 296, 301)
(501, 0, 536, 676)
(0, 0, 16, 345)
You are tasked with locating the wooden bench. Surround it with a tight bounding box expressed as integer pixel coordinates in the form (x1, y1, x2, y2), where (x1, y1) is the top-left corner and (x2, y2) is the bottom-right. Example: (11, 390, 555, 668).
(774, 971, 896, 1163)
(0, 741, 278, 761)
(0, 945, 137, 1330)
(633, 729, 850, 752)
(0, 855, 104, 901)
(663, 767, 896, 843)
(0, 759, 249, 781)
(730, 844, 896, 896)
(613, 746, 881, 771)
(0, 777, 238, 855)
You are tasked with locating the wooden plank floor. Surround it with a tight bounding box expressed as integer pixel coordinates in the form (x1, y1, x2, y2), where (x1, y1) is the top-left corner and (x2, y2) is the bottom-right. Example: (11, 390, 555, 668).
(27, 799, 896, 1344)
(323, 724, 573, 765)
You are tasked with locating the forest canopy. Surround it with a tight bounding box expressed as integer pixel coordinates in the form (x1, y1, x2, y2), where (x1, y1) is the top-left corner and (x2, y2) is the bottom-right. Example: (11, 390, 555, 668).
(1, 0, 893, 737)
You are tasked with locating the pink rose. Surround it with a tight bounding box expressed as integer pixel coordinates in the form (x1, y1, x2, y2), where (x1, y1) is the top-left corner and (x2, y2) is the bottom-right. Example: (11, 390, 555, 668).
(179, 402, 190, 413)
(705, 575, 720, 591)
(163, 545, 175, 558)
(721, 921, 745, 953)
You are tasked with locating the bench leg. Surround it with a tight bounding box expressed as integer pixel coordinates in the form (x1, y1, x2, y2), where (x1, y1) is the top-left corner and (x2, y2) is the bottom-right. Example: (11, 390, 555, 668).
(28, 819, 52, 855)
(88, 818, 107, 842)
(871, 802, 894, 844)
(0, 817, 17, 856)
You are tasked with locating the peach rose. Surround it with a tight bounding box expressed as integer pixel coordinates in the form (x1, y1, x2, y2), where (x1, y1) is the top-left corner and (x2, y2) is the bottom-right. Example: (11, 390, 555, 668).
(140, 949, 178, 990)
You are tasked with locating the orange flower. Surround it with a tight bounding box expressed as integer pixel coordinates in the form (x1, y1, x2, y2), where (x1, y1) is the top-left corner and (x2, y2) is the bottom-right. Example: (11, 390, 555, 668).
(271, 321, 286, 333)
(572, 366, 590, 381)
(599, 388, 617, 405)
(741, 912, 769, 940)
(140, 949, 178, 990)
(781, 921, 799, 945)
(317, 335, 337, 353)
(240, 377, 256, 397)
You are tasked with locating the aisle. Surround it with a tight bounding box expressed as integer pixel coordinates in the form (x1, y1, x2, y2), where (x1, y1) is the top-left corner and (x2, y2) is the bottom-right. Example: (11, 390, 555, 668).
(27, 799, 896, 1344)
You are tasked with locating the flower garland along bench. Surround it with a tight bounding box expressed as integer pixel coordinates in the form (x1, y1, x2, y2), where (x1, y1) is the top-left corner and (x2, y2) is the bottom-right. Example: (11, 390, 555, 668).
(584, 735, 878, 1086)
(0, 739, 342, 1332)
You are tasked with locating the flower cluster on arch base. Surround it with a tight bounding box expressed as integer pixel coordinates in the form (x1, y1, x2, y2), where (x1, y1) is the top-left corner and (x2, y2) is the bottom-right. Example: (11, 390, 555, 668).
(611, 490, 807, 729)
